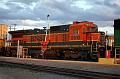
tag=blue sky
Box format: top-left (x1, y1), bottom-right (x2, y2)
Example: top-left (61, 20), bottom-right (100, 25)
top-left (0, 0), bottom-right (120, 35)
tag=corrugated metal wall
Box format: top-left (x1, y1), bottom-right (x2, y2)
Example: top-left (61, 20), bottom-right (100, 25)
top-left (114, 19), bottom-right (120, 47)
top-left (114, 29), bottom-right (120, 46)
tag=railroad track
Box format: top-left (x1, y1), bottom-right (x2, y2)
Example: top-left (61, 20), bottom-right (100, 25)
top-left (0, 61), bottom-right (120, 79)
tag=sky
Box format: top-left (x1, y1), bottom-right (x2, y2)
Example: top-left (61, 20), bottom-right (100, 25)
top-left (0, 0), bottom-right (120, 35)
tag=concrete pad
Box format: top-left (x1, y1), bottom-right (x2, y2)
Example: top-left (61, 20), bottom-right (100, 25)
top-left (0, 57), bottom-right (120, 75)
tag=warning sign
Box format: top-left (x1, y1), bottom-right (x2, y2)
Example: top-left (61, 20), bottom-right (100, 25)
top-left (41, 41), bottom-right (49, 51)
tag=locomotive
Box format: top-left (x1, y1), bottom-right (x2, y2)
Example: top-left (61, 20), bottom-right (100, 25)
top-left (1, 21), bottom-right (106, 61)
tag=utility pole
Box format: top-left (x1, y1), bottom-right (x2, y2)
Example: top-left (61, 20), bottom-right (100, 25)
top-left (9, 26), bottom-right (11, 31)
top-left (23, 20), bottom-right (25, 30)
top-left (9, 24), bottom-right (17, 31)
top-left (13, 24), bottom-right (17, 31)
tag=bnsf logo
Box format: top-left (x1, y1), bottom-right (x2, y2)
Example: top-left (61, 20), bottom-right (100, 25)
top-left (31, 35), bottom-right (45, 41)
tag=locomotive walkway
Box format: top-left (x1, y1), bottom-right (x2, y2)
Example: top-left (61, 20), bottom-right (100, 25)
top-left (0, 57), bottom-right (120, 78)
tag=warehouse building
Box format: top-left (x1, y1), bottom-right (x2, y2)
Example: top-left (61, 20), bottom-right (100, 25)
top-left (0, 24), bottom-right (8, 47)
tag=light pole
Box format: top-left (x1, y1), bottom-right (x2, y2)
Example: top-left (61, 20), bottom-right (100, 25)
top-left (105, 31), bottom-right (108, 58)
top-left (43, 27), bottom-right (47, 41)
top-left (17, 40), bottom-right (19, 58)
top-left (47, 14), bottom-right (50, 41)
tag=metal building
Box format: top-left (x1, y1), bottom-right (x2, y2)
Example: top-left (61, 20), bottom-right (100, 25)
top-left (0, 24), bottom-right (8, 47)
top-left (114, 19), bottom-right (120, 47)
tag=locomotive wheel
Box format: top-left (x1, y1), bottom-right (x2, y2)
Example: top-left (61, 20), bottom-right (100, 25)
top-left (64, 50), bottom-right (71, 59)
top-left (11, 50), bottom-right (17, 57)
top-left (5, 51), bottom-right (10, 57)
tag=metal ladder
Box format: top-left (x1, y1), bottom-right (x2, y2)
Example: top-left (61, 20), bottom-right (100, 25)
top-left (114, 48), bottom-right (120, 64)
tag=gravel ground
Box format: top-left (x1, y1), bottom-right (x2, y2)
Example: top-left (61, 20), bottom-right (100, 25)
top-left (0, 65), bottom-right (82, 79)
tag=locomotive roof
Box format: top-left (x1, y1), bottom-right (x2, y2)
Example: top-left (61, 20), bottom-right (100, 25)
top-left (50, 24), bottom-right (70, 33)
top-left (8, 21), bottom-right (97, 35)
top-left (9, 30), bottom-right (27, 34)
top-left (8, 29), bottom-right (48, 35)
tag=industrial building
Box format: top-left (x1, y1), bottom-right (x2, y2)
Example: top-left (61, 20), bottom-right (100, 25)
top-left (0, 24), bottom-right (8, 47)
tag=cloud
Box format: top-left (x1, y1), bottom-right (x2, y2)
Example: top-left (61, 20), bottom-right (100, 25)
top-left (72, 0), bottom-right (93, 10)
top-left (8, 0), bottom-right (38, 5)
top-left (0, 0), bottom-right (119, 35)
top-left (1, 0), bottom-right (120, 21)
top-left (98, 26), bottom-right (114, 35)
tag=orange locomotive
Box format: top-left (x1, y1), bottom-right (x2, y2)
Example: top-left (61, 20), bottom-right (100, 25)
top-left (6, 21), bottom-right (105, 61)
